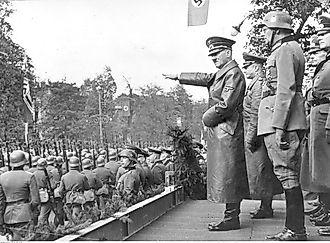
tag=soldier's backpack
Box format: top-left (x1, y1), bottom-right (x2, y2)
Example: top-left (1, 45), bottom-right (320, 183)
top-left (65, 185), bottom-right (86, 205)
top-left (39, 188), bottom-right (49, 203)
top-left (84, 189), bottom-right (95, 202)
top-left (95, 184), bottom-right (109, 196)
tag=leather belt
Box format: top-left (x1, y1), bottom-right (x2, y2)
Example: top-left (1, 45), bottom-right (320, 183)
top-left (309, 97), bottom-right (330, 107)
top-left (6, 199), bottom-right (28, 205)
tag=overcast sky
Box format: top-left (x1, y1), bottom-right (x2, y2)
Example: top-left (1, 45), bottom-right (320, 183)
top-left (9, 0), bottom-right (251, 100)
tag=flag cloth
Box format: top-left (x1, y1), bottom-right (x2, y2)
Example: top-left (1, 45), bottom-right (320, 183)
top-left (22, 77), bottom-right (35, 121)
top-left (188, 0), bottom-right (210, 26)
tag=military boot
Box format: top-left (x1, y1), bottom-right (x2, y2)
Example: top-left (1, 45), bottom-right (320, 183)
top-left (266, 186), bottom-right (307, 241)
top-left (208, 202), bottom-right (241, 231)
top-left (310, 193), bottom-right (330, 225)
top-left (250, 198), bottom-right (274, 219)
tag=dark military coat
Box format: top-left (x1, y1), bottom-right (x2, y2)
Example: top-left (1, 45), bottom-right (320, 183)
top-left (301, 53), bottom-right (330, 191)
top-left (243, 76), bottom-right (282, 199)
top-left (105, 161), bottom-right (121, 177)
top-left (116, 169), bottom-right (140, 195)
top-left (151, 162), bottom-right (166, 185)
top-left (179, 60), bottom-right (249, 203)
top-left (141, 163), bottom-right (153, 188)
top-left (81, 170), bottom-right (103, 190)
top-left (58, 170), bottom-right (90, 197)
top-left (93, 166), bottom-right (115, 185)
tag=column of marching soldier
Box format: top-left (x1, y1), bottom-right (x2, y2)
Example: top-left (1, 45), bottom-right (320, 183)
top-left (163, 7), bottom-right (330, 241)
top-left (0, 142), bottom-right (206, 241)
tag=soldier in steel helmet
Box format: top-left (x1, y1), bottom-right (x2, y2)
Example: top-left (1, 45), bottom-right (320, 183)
top-left (257, 7), bottom-right (307, 240)
top-left (93, 156), bottom-right (115, 199)
top-left (51, 156), bottom-right (65, 227)
top-left (27, 155), bottom-right (40, 173)
top-left (81, 158), bottom-right (102, 210)
top-left (163, 36), bottom-right (249, 231)
top-left (300, 14), bottom-right (330, 237)
top-left (242, 52), bottom-right (283, 219)
top-left (0, 150), bottom-right (40, 240)
top-left (116, 149), bottom-right (140, 196)
top-left (58, 156), bottom-right (90, 221)
top-left (33, 158), bottom-right (55, 226)
top-left (137, 149), bottom-right (153, 189)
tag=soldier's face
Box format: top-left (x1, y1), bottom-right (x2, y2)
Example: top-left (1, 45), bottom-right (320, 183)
top-left (120, 156), bottom-right (130, 166)
top-left (262, 26), bottom-right (273, 44)
top-left (243, 64), bottom-right (255, 79)
top-left (318, 32), bottom-right (330, 50)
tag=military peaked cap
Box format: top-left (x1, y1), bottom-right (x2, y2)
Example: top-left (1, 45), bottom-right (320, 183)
top-left (206, 36), bottom-right (235, 56)
top-left (242, 52), bottom-right (267, 69)
top-left (317, 13), bottom-right (330, 35)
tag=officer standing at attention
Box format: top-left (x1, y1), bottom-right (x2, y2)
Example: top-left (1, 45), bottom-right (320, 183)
top-left (163, 36), bottom-right (249, 231)
top-left (242, 52), bottom-right (283, 219)
top-left (0, 150), bottom-right (40, 240)
top-left (257, 7), bottom-right (307, 240)
top-left (300, 14), bottom-right (330, 236)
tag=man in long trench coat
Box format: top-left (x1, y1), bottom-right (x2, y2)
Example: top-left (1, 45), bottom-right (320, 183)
top-left (301, 14), bottom-right (330, 236)
top-left (163, 36), bottom-right (249, 231)
top-left (242, 52), bottom-right (283, 219)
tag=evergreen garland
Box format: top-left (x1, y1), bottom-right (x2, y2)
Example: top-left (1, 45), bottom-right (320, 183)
top-left (167, 126), bottom-right (206, 200)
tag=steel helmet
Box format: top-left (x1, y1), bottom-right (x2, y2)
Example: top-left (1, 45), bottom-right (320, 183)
top-left (84, 153), bottom-right (93, 160)
top-left (67, 151), bottom-right (74, 158)
top-left (10, 150), bottom-right (27, 168)
top-left (31, 156), bottom-right (41, 166)
top-left (96, 156), bottom-right (105, 166)
top-left (46, 155), bottom-right (56, 165)
top-left (261, 8), bottom-right (293, 31)
top-left (69, 156), bottom-right (80, 168)
top-left (55, 156), bottom-right (64, 164)
top-left (99, 149), bottom-right (106, 156)
top-left (37, 158), bottom-right (47, 168)
top-left (82, 158), bottom-right (92, 169)
top-left (119, 149), bottom-right (137, 162)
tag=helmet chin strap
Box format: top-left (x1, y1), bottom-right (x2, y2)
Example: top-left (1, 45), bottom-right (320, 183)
top-left (268, 29), bottom-right (276, 50)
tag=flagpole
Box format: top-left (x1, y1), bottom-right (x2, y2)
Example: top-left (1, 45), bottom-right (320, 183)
top-left (24, 122), bottom-right (28, 145)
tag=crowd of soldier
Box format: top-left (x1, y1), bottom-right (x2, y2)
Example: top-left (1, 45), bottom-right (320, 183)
top-left (0, 143), bottom-right (206, 240)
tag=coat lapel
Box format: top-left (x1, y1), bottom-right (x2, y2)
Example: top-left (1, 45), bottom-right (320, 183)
top-left (214, 60), bottom-right (239, 80)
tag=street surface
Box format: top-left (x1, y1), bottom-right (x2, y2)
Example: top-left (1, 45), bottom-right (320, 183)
top-left (128, 199), bottom-right (328, 241)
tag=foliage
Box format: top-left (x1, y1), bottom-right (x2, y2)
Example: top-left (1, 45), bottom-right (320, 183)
top-left (0, 0), bottom-right (35, 142)
top-left (38, 81), bottom-right (87, 140)
top-left (167, 126), bottom-right (206, 200)
top-left (245, 0), bottom-right (330, 55)
top-left (25, 184), bottom-right (165, 241)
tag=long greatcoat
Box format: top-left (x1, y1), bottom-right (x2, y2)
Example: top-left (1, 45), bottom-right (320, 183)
top-left (243, 76), bottom-right (283, 199)
top-left (179, 60), bottom-right (250, 203)
top-left (301, 54), bottom-right (330, 192)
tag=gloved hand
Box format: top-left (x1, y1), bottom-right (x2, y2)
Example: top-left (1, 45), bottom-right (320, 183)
top-left (275, 128), bottom-right (290, 150)
top-left (246, 136), bottom-right (262, 153)
top-left (0, 224), bottom-right (5, 235)
top-left (326, 129), bottom-right (330, 144)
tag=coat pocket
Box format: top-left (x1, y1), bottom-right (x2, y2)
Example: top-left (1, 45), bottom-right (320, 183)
top-left (318, 104), bottom-right (330, 130)
top-left (218, 111), bottom-right (239, 135)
